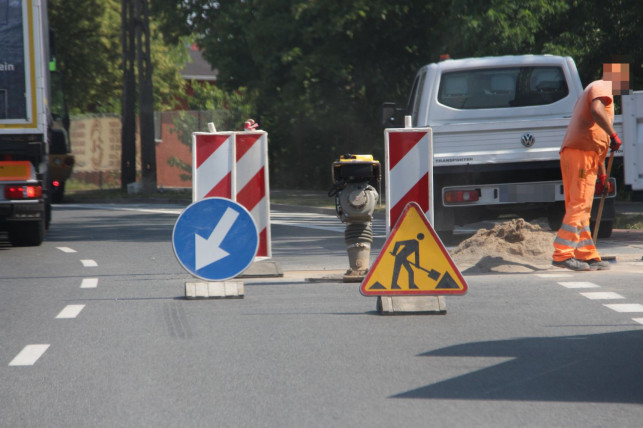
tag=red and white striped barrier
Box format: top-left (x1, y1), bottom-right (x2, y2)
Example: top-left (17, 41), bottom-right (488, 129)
top-left (235, 132), bottom-right (270, 258)
top-left (193, 132), bottom-right (235, 200)
top-left (385, 128), bottom-right (433, 234)
top-left (192, 131), bottom-right (272, 258)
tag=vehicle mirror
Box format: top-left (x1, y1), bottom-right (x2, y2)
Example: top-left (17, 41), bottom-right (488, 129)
top-left (381, 102), bottom-right (399, 127)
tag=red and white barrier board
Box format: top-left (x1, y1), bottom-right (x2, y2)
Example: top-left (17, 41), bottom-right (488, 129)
top-left (385, 128), bottom-right (433, 234)
top-left (192, 131), bottom-right (272, 258)
top-left (193, 132), bottom-right (235, 200)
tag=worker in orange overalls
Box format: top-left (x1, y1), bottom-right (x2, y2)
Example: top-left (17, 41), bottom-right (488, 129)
top-left (552, 63), bottom-right (629, 271)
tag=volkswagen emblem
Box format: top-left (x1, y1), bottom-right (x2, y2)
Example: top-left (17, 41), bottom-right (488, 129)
top-left (521, 133), bottom-right (535, 147)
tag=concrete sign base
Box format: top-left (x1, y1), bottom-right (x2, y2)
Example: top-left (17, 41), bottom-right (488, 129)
top-left (377, 296), bottom-right (446, 315)
top-left (239, 260), bottom-right (283, 278)
top-left (185, 281), bottom-right (245, 299)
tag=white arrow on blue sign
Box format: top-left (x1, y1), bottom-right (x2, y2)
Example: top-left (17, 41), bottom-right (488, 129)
top-left (172, 197), bottom-right (259, 281)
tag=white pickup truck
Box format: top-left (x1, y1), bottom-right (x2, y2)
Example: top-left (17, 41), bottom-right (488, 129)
top-left (383, 55), bottom-right (643, 239)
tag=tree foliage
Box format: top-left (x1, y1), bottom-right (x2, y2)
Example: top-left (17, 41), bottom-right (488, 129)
top-left (54, 0), bottom-right (643, 188)
top-left (154, 0), bottom-right (640, 188)
top-left (49, 0), bottom-right (186, 113)
top-left (48, 0), bottom-right (122, 113)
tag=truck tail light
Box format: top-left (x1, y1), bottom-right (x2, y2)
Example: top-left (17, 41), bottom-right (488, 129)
top-left (594, 179), bottom-right (617, 197)
top-left (5, 185), bottom-right (43, 199)
top-left (444, 189), bottom-right (480, 203)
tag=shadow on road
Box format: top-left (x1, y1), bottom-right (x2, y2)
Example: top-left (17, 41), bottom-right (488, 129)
top-left (393, 329), bottom-right (643, 404)
top-left (45, 207), bottom-right (176, 243)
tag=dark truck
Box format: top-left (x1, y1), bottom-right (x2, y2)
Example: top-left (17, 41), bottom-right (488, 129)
top-left (0, 0), bottom-right (52, 245)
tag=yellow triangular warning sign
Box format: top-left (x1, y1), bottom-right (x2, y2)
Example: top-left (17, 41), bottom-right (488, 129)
top-left (361, 202), bottom-right (467, 296)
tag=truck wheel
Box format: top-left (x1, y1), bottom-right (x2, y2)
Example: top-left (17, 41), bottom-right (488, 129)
top-left (8, 220), bottom-right (45, 247)
top-left (547, 204), bottom-right (565, 231)
top-left (51, 181), bottom-right (65, 203)
top-left (590, 220), bottom-right (613, 239)
top-left (45, 200), bottom-right (52, 230)
top-left (547, 214), bottom-right (563, 231)
top-left (437, 230), bottom-right (455, 245)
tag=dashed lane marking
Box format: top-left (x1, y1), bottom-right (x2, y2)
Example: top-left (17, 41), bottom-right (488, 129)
top-left (56, 247), bottom-right (77, 253)
top-left (551, 278), bottom-right (643, 327)
top-left (81, 259), bottom-right (98, 267)
top-left (536, 273), bottom-right (573, 278)
top-left (81, 278), bottom-right (98, 288)
top-left (557, 281), bottom-right (600, 289)
top-left (9, 344), bottom-right (50, 366)
top-left (603, 303), bottom-right (643, 313)
top-left (55, 304), bottom-right (85, 319)
top-left (580, 292), bottom-right (625, 300)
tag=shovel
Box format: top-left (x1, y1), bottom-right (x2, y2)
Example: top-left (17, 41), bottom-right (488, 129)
top-left (592, 148), bottom-right (616, 243)
top-left (389, 252), bottom-right (440, 280)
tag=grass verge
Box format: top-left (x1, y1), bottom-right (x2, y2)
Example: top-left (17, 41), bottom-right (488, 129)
top-left (614, 214), bottom-right (643, 230)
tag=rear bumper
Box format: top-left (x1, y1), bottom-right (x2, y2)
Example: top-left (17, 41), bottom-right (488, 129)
top-left (0, 200), bottom-right (45, 223)
top-left (442, 178), bottom-right (616, 206)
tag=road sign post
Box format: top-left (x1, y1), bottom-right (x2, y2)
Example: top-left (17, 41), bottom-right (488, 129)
top-left (173, 198), bottom-right (259, 298)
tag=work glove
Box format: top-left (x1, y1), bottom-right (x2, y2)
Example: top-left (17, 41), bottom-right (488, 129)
top-left (610, 132), bottom-right (622, 151)
top-left (244, 119), bottom-right (259, 131)
top-left (595, 174), bottom-right (607, 195)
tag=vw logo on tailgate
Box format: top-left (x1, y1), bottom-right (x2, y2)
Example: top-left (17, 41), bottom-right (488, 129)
top-left (521, 133), bottom-right (535, 147)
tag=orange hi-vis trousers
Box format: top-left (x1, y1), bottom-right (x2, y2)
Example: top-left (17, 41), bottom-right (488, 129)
top-left (552, 147), bottom-right (602, 262)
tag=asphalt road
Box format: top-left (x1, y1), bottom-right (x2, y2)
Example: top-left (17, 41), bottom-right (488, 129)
top-left (1, 203), bottom-right (642, 427)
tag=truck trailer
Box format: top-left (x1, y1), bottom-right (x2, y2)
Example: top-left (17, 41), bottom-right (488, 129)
top-left (0, 0), bottom-right (52, 246)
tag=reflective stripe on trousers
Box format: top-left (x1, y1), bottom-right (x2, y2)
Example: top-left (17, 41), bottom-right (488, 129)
top-left (552, 147), bottom-right (601, 262)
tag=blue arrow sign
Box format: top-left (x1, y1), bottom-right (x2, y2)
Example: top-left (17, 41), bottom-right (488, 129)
top-left (173, 198), bottom-right (258, 281)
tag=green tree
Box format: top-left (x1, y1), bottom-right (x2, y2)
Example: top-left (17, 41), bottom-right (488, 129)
top-left (167, 82), bottom-right (256, 181)
top-left (49, 0), bottom-right (122, 113)
top-left (444, 0), bottom-right (569, 56)
top-left (540, 0), bottom-right (643, 87)
top-left (162, 0), bottom-right (643, 188)
top-left (179, 0), bottom-right (457, 187)
top-left (49, 0), bottom-right (187, 113)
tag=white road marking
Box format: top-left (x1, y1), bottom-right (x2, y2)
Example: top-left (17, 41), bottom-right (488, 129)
top-left (56, 247), bottom-right (77, 253)
top-left (603, 303), bottom-right (643, 313)
top-left (633, 318), bottom-right (643, 325)
top-left (56, 304), bottom-right (85, 319)
top-left (81, 259), bottom-right (98, 267)
top-left (557, 281), bottom-right (600, 289)
top-left (62, 204), bottom-right (183, 215)
top-left (270, 218), bottom-right (344, 233)
top-left (81, 278), bottom-right (98, 288)
top-left (9, 344), bottom-right (50, 366)
top-left (580, 292), bottom-right (625, 300)
top-left (271, 211), bottom-right (387, 236)
top-left (113, 207), bottom-right (184, 215)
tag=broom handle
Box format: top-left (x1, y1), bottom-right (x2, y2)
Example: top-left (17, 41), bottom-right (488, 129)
top-left (592, 149), bottom-right (616, 243)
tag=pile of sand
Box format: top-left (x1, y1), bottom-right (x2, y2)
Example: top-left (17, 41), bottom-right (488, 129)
top-left (450, 218), bottom-right (556, 273)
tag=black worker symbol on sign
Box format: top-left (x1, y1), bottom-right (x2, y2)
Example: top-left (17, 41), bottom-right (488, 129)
top-left (390, 233), bottom-right (441, 289)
